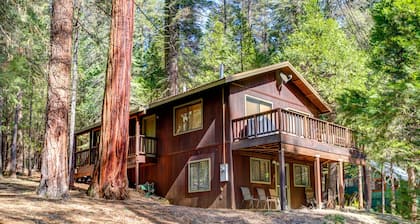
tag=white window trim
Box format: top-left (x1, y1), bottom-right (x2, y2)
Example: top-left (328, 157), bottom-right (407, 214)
top-left (293, 164), bottom-right (311, 187)
top-left (188, 158), bottom-right (211, 193)
top-left (244, 95), bottom-right (273, 116)
top-left (250, 157), bottom-right (271, 184)
top-left (173, 99), bottom-right (203, 136)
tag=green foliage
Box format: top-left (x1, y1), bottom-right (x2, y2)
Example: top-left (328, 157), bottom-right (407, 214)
top-left (280, 0), bottom-right (368, 105)
top-left (323, 214), bottom-right (346, 224)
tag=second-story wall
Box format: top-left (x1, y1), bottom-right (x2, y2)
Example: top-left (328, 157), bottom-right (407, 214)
top-left (229, 71), bottom-right (321, 120)
top-left (141, 86), bottom-right (232, 208)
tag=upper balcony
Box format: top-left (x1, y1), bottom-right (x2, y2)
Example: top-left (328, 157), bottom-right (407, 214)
top-left (231, 108), bottom-right (363, 162)
top-left (75, 135), bottom-right (157, 169)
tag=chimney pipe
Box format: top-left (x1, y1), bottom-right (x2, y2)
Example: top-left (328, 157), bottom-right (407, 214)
top-left (219, 63), bottom-right (224, 79)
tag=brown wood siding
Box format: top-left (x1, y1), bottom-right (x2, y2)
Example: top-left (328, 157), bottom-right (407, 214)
top-left (232, 151), bottom-right (315, 209)
top-left (229, 71), bottom-right (320, 120)
top-left (138, 87), bottom-right (230, 208)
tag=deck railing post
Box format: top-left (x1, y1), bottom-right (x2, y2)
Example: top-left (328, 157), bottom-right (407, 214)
top-left (253, 114), bottom-right (257, 137)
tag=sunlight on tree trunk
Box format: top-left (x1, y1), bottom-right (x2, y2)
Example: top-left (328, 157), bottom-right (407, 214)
top-left (38, 0), bottom-right (73, 199)
top-left (88, 0), bottom-right (134, 200)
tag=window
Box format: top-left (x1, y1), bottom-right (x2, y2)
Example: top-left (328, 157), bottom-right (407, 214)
top-left (245, 95), bottom-right (273, 115)
top-left (174, 100), bottom-right (203, 135)
top-left (76, 133), bottom-right (90, 152)
top-left (188, 158), bottom-right (211, 193)
top-left (294, 164), bottom-right (310, 187)
top-left (250, 158), bottom-right (271, 184)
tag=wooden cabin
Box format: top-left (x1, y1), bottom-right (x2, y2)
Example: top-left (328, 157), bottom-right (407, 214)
top-left (74, 62), bottom-right (366, 209)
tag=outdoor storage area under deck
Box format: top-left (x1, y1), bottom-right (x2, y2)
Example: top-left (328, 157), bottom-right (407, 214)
top-left (231, 108), bottom-right (365, 210)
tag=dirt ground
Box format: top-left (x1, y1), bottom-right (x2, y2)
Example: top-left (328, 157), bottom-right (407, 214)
top-left (0, 174), bottom-right (410, 224)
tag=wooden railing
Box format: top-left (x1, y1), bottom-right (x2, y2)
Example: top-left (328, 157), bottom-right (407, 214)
top-left (128, 135), bottom-right (157, 157)
top-left (75, 135), bottom-right (157, 168)
top-left (76, 149), bottom-right (90, 167)
top-left (232, 108), bottom-right (357, 148)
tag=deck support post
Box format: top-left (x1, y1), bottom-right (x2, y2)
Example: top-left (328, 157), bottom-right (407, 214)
top-left (279, 145), bottom-right (286, 210)
top-left (338, 160), bottom-right (345, 209)
top-left (314, 155), bottom-right (322, 209)
top-left (358, 165), bottom-right (364, 209)
top-left (135, 116), bottom-right (140, 189)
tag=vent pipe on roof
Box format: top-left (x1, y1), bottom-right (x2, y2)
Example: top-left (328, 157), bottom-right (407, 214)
top-left (219, 63), bottom-right (224, 79)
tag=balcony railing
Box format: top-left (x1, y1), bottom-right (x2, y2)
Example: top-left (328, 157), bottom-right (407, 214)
top-left (75, 135), bottom-right (157, 168)
top-left (128, 135), bottom-right (157, 157)
top-left (232, 108), bottom-right (357, 148)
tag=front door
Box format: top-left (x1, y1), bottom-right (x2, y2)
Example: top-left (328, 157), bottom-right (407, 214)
top-left (275, 163), bottom-right (291, 209)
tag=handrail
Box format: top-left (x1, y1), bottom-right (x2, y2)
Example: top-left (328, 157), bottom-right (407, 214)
top-left (232, 108), bottom-right (357, 149)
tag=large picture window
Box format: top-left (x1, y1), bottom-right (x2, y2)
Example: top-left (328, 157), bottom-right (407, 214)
top-left (294, 164), bottom-right (310, 187)
top-left (250, 158), bottom-right (271, 184)
top-left (188, 158), bottom-right (211, 193)
top-left (174, 100), bottom-right (203, 135)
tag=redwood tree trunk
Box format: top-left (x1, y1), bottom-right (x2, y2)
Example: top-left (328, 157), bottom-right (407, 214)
top-left (37, 0), bottom-right (73, 199)
top-left (164, 0), bottom-right (179, 96)
top-left (88, 0), bottom-right (134, 200)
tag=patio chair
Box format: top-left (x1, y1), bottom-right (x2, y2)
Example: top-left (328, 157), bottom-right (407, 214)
top-left (240, 187), bottom-right (258, 209)
top-left (305, 187), bottom-right (316, 208)
top-left (256, 188), bottom-right (277, 210)
top-left (268, 188), bottom-right (280, 209)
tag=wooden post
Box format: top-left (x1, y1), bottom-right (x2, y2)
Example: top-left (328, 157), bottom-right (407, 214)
top-left (314, 155), bottom-right (322, 209)
top-left (135, 117), bottom-right (140, 189)
top-left (338, 160), bottom-right (345, 208)
top-left (358, 165), bottom-right (364, 209)
top-left (279, 146), bottom-right (286, 210)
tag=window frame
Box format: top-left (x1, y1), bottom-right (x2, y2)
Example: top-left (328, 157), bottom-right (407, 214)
top-left (244, 95), bottom-right (273, 116)
top-left (188, 158), bottom-right (211, 193)
top-left (173, 99), bottom-right (203, 136)
top-left (293, 164), bottom-right (311, 187)
top-left (250, 157), bottom-right (272, 184)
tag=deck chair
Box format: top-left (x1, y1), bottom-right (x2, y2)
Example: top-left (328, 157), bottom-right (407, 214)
top-left (240, 187), bottom-right (258, 209)
top-left (256, 188), bottom-right (277, 210)
top-left (305, 187), bottom-right (316, 208)
top-left (268, 188), bottom-right (280, 209)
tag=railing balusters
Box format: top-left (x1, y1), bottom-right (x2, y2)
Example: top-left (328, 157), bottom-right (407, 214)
top-left (231, 108), bottom-right (356, 150)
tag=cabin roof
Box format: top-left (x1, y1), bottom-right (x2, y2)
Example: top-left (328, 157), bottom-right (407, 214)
top-left (148, 61), bottom-right (331, 113)
top-left (76, 62), bottom-right (331, 134)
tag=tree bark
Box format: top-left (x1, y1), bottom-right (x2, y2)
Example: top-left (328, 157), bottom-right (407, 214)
top-left (38, 0), bottom-right (73, 199)
top-left (327, 162), bottom-right (337, 208)
top-left (364, 163), bottom-right (372, 210)
top-left (28, 81), bottom-right (33, 176)
top-left (16, 92), bottom-right (23, 174)
top-left (88, 0), bottom-right (134, 200)
top-left (390, 162), bottom-right (396, 214)
top-left (68, 0), bottom-right (81, 188)
top-left (9, 90), bottom-right (22, 178)
top-left (164, 0), bottom-right (179, 96)
top-left (407, 166), bottom-right (417, 222)
top-left (0, 95), bottom-right (3, 177)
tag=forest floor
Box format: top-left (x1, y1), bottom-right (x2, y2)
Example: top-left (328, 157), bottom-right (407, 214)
top-left (0, 174), bottom-right (410, 224)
